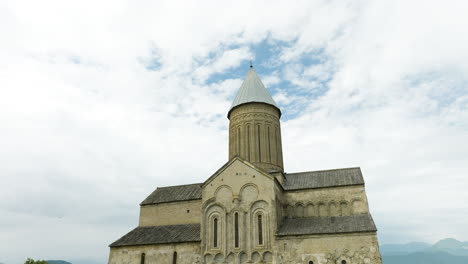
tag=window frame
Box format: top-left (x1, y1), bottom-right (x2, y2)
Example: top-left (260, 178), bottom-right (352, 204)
top-left (213, 217), bottom-right (219, 248)
top-left (257, 214), bottom-right (263, 245)
top-left (234, 212), bottom-right (240, 248)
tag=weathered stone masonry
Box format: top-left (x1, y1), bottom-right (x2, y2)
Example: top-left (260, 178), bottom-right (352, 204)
top-left (108, 67), bottom-right (382, 264)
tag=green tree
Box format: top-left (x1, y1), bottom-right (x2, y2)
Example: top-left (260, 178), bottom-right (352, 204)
top-left (24, 258), bottom-right (48, 264)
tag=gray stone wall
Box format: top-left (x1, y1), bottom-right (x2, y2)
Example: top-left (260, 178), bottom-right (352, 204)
top-left (229, 103), bottom-right (284, 172)
top-left (111, 160), bottom-right (381, 264)
top-left (276, 233), bottom-right (381, 264)
top-left (282, 186), bottom-right (370, 218)
top-left (139, 200), bottom-right (202, 226)
top-left (201, 159), bottom-right (279, 262)
top-left (109, 242), bottom-right (201, 264)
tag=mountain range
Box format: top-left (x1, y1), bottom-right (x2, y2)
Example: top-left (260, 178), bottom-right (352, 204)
top-left (381, 238), bottom-right (468, 264)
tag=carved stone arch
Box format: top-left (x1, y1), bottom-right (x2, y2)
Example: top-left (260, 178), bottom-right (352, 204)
top-left (204, 203), bottom-right (225, 215)
top-left (240, 183), bottom-right (259, 204)
top-left (318, 202), bottom-right (327, 217)
top-left (226, 252), bottom-right (235, 263)
top-left (263, 251), bottom-right (273, 262)
top-left (250, 199), bottom-right (269, 211)
top-left (306, 203), bottom-right (316, 217)
top-left (214, 185), bottom-right (234, 205)
top-left (251, 252), bottom-right (262, 262)
top-left (204, 253), bottom-right (213, 263)
top-left (329, 201), bottom-right (339, 216)
top-left (339, 200), bottom-right (350, 216)
top-left (351, 198), bottom-right (365, 214)
top-left (205, 204), bottom-right (225, 251)
top-left (251, 203), bottom-right (268, 248)
top-left (239, 251), bottom-right (248, 264)
top-left (202, 197), bottom-right (216, 210)
top-left (295, 202), bottom-right (305, 218)
top-left (214, 253), bottom-right (224, 263)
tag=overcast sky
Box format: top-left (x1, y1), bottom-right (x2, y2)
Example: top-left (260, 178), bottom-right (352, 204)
top-left (1, 0), bottom-right (468, 263)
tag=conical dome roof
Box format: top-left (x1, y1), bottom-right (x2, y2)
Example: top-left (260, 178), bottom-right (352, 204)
top-left (229, 67), bottom-right (280, 117)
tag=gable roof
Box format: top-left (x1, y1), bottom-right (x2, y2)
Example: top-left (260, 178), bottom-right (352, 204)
top-left (228, 67), bottom-right (280, 117)
top-left (277, 214), bottom-right (377, 236)
top-left (202, 156), bottom-right (274, 188)
top-left (109, 224), bottom-right (200, 247)
top-left (282, 167), bottom-right (364, 191)
top-left (140, 183), bottom-right (202, 206)
top-left (139, 167), bottom-right (364, 205)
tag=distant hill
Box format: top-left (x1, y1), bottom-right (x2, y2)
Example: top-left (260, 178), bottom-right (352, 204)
top-left (67, 259), bottom-right (102, 264)
top-left (380, 241), bottom-right (431, 255)
top-left (382, 251), bottom-right (468, 264)
top-left (429, 238), bottom-right (468, 256)
top-left (46, 260), bottom-right (72, 264)
top-left (44, 259), bottom-right (100, 264)
top-left (381, 238), bottom-right (468, 264)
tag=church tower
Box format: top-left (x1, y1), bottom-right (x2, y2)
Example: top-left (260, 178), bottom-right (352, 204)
top-left (109, 64), bottom-right (382, 264)
top-left (228, 66), bottom-right (284, 172)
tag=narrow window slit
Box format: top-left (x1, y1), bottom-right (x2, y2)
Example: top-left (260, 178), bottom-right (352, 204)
top-left (213, 218), bottom-right (218, 248)
top-left (247, 125), bottom-right (251, 160)
top-left (237, 127), bottom-right (241, 155)
top-left (234, 212), bottom-right (239, 248)
top-left (258, 214), bottom-right (263, 245)
top-left (257, 125), bottom-right (261, 161)
top-left (267, 126), bottom-right (271, 162)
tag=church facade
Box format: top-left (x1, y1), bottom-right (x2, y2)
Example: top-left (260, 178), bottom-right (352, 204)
top-left (108, 67), bottom-right (382, 264)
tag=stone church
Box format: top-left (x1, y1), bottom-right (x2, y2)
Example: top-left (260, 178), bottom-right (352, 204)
top-left (108, 67), bottom-right (382, 264)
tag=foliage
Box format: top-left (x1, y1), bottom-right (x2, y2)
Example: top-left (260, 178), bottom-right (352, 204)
top-left (24, 258), bottom-right (48, 264)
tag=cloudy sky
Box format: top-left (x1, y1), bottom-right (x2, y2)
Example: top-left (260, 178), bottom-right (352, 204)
top-left (1, 0), bottom-right (468, 263)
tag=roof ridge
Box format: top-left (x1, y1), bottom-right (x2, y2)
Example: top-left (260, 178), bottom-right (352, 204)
top-left (286, 167), bottom-right (361, 175)
top-left (157, 182), bottom-right (203, 189)
top-left (140, 223), bottom-right (200, 228)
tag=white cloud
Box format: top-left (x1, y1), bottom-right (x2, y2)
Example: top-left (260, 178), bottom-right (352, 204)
top-left (1, 0), bottom-right (468, 263)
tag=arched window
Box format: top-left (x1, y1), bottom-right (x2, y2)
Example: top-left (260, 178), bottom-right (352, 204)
top-left (341, 260), bottom-right (347, 264)
top-left (237, 127), bottom-right (241, 155)
top-left (140, 253), bottom-right (145, 264)
top-left (247, 125), bottom-right (251, 160)
top-left (258, 214), bottom-right (263, 245)
top-left (309, 261), bottom-right (314, 264)
top-left (173, 252), bottom-right (177, 264)
top-left (267, 126), bottom-right (271, 162)
top-left (257, 125), bottom-right (261, 161)
top-left (234, 212), bottom-right (239, 248)
top-left (213, 218), bottom-right (218, 248)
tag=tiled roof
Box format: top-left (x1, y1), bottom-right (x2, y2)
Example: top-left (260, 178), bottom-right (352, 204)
top-left (140, 183), bottom-right (202, 206)
top-left (139, 168), bottom-right (364, 205)
top-left (277, 214), bottom-right (377, 236)
top-left (109, 224), bottom-right (201, 247)
top-left (282, 167), bottom-right (364, 191)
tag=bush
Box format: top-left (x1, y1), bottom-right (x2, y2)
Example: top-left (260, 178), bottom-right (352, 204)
top-left (24, 258), bottom-right (48, 264)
